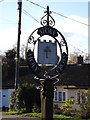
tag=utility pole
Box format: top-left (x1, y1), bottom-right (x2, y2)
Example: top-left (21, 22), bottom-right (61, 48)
top-left (15, 0), bottom-right (22, 89)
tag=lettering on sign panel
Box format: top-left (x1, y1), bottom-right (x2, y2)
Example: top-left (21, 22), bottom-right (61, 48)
top-left (27, 50), bottom-right (38, 72)
top-left (55, 53), bottom-right (67, 74)
top-left (37, 26), bottom-right (58, 37)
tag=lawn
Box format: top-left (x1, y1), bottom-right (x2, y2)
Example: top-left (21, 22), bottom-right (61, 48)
top-left (2, 112), bottom-right (90, 120)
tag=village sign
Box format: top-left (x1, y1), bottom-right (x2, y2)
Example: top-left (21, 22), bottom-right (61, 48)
top-left (26, 6), bottom-right (68, 120)
top-left (27, 17), bottom-right (68, 80)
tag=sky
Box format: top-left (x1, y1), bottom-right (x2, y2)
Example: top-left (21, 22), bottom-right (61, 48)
top-left (0, 0), bottom-right (89, 57)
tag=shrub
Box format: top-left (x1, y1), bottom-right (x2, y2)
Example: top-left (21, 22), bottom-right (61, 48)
top-left (79, 102), bottom-right (90, 119)
top-left (9, 83), bottom-right (41, 113)
top-left (14, 87), bottom-right (26, 113)
top-left (9, 90), bottom-right (16, 111)
top-left (32, 104), bottom-right (40, 113)
top-left (60, 99), bottom-right (75, 116)
top-left (53, 104), bottom-right (62, 114)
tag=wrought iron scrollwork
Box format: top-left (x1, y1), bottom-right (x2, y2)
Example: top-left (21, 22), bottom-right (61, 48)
top-left (28, 35), bottom-right (34, 44)
top-left (28, 35), bottom-right (37, 45)
top-left (40, 6), bottom-right (55, 27)
top-left (60, 39), bottom-right (66, 46)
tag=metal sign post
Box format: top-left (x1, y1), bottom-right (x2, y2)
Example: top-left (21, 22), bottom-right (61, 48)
top-left (26, 6), bottom-right (68, 120)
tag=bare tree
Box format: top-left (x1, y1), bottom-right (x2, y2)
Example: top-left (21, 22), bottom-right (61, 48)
top-left (68, 52), bottom-right (79, 64)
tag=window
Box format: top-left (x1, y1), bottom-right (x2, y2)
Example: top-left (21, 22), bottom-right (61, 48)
top-left (77, 92), bottom-right (87, 104)
top-left (58, 92), bottom-right (62, 101)
top-left (55, 91), bottom-right (58, 101)
top-left (58, 92), bottom-right (66, 102)
top-left (54, 91), bottom-right (66, 102)
top-left (63, 92), bottom-right (66, 101)
top-left (3, 95), bottom-right (6, 97)
top-left (77, 92), bottom-right (80, 104)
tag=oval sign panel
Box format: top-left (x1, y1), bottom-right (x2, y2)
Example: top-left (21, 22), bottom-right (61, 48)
top-left (26, 26), bottom-right (68, 79)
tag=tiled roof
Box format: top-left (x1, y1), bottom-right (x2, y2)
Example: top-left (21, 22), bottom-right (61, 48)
top-left (56, 63), bottom-right (90, 88)
top-left (2, 64), bottom-right (90, 89)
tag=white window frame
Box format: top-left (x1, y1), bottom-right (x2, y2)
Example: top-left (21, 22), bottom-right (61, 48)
top-left (54, 91), bottom-right (66, 102)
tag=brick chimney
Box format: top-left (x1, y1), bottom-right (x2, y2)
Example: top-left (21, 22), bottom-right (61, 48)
top-left (77, 55), bottom-right (83, 64)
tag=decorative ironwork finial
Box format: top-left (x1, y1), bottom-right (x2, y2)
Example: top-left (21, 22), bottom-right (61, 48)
top-left (40, 6), bottom-right (55, 27)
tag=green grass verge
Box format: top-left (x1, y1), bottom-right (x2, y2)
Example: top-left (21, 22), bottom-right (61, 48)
top-left (53, 114), bottom-right (72, 120)
top-left (2, 112), bottom-right (72, 119)
top-left (21, 113), bottom-right (41, 118)
top-left (2, 112), bottom-right (90, 120)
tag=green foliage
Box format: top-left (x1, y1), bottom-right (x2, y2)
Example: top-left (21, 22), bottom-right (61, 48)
top-left (21, 112), bottom-right (41, 118)
top-left (53, 114), bottom-right (72, 120)
top-left (9, 83), bottom-right (41, 113)
top-left (9, 88), bottom-right (26, 113)
top-left (14, 87), bottom-right (26, 113)
top-left (53, 104), bottom-right (62, 114)
top-left (60, 99), bottom-right (75, 116)
top-left (75, 90), bottom-right (90, 119)
top-left (79, 101), bottom-right (90, 119)
top-left (3, 112), bottom-right (72, 120)
top-left (4, 112), bottom-right (88, 120)
top-left (32, 104), bottom-right (40, 113)
top-left (2, 48), bottom-right (16, 86)
top-left (9, 91), bottom-right (16, 111)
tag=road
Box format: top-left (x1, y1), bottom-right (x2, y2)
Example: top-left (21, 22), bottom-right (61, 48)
top-left (1, 115), bottom-right (40, 120)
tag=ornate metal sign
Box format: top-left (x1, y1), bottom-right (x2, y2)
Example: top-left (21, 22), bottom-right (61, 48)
top-left (26, 6), bottom-right (68, 80)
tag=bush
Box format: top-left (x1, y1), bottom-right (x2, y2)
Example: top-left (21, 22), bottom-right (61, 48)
top-left (9, 83), bottom-right (41, 113)
top-left (32, 104), bottom-right (40, 113)
top-left (14, 87), bottom-right (26, 113)
top-left (9, 90), bottom-right (16, 111)
top-left (53, 104), bottom-right (61, 114)
top-left (79, 102), bottom-right (90, 119)
top-left (60, 99), bottom-right (75, 116)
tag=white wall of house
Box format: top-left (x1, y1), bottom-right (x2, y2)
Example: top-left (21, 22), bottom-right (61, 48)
top-left (0, 86), bottom-right (88, 110)
top-left (0, 89), bottom-right (14, 108)
top-left (53, 86), bottom-right (88, 110)
top-left (53, 86), bottom-right (67, 108)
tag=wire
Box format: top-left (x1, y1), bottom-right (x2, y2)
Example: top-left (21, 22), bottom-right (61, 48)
top-left (23, 9), bottom-right (39, 23)
top-left (26, 0), bottom-right (89, 26)
top-left (52, 11), bottom-right (88, 26)
top-left (25, 0), bottom-right (88, 55)
top-left (26, 0), bottom-right (46, 9)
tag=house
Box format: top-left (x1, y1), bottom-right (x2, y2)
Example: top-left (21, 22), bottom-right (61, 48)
top-left (53, 56), bottom-right (89, 110)
top-left (1, 55), bottom-right (89, 110)
top-left (0, 88), bottom-right (14, 109)
top-left (1, 65), bottom-right (38, 109)
top-left (0, 55), bottom-right (14, 109)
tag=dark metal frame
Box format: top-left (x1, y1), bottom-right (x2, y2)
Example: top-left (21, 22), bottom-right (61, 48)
top-left (26, 26), bottom-right (68, 79)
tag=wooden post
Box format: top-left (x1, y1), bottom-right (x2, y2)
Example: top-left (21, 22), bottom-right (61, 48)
top-left (41, 79), bottom-right (54, 120)
top-left (41, 87), bottom-right (46, 120)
